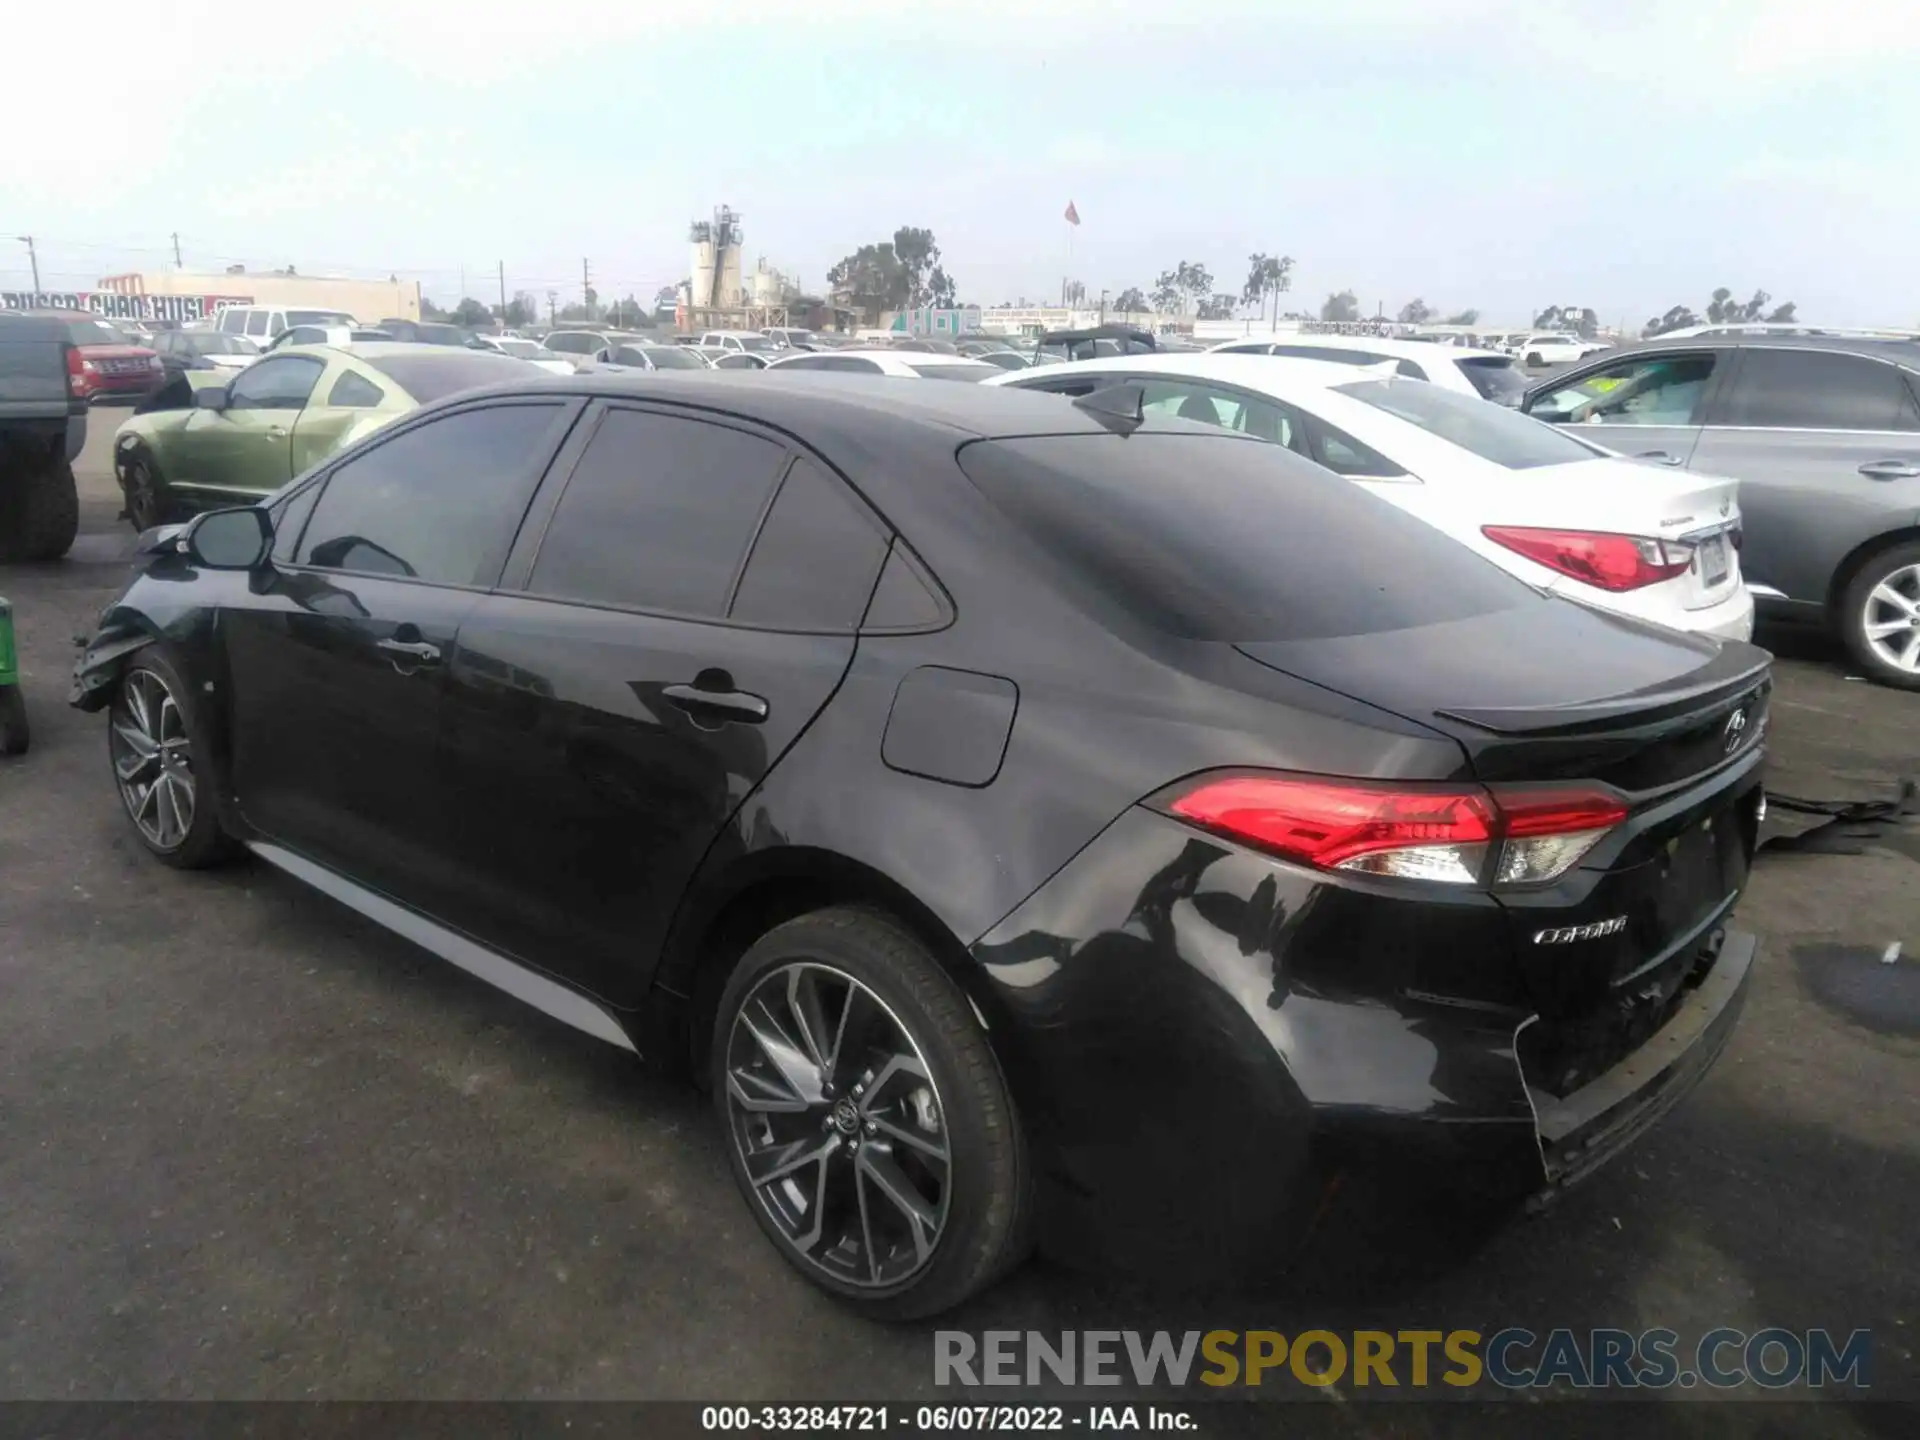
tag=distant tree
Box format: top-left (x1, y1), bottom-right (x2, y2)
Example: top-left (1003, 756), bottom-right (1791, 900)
top-left (1151, 270), bottom-right (1183, 314)
top-left (1397, 297), bottom-right (1434, 325)
top-left (891, 226), bottom-right (949, 308)
top-left (493, 295), bottom-right (534, 328)
top-left (1320, 290), bottom-right (1362, 323)
top-left (450, 297), bottom-right (491, 328)
top-left (1064, 279), bottom-right (1087, 306)
top-left (420, 297), bottom-right (450, 321)
top-left (1766, 301), bottom-right (1797, 323)
top-left (1241, 254), bottom-right (1295, 326)
top-left (1533, 304), bottom-right (1600, 339)
top-left (1442, 309), bottom-right (1480, 325)
top-left (1180, 262), bottom-right (1213, 312)
top-left (929, 266), bottom-right (957, 309)
top-left (1197, 293), bottom-right (1238, 320)
top-left (828, 241), bottom-right (907, 322)
top-left (1643, 305), bottom-right (1701, 337)
top-left (1114, 286), bottom-right (1149, 314)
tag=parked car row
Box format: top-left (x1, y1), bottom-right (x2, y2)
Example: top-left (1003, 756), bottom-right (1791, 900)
top-left (74, 364), bottom-right (1772, 1320)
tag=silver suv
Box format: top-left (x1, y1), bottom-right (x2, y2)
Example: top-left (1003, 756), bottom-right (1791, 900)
top-left (1523, 336), bottom-right (1920, 689)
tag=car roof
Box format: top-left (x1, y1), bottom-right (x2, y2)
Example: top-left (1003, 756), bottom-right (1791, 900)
top-left (1213, 334), bottom-right (1508, 362)
top-left (990, 352), bottom-right (1384, 391)
top-left (1567, 333), bottom-right (1920, 366)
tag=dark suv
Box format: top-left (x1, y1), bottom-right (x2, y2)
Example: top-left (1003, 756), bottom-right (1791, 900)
top-left (1523, 335), bottom-right (1920, 688)
top-left (73, 373), bottom-right (1768, 1317)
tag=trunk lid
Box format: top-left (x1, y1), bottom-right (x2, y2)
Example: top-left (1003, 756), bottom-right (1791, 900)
top-left (1237, 597), bottom-right (1771, 1034)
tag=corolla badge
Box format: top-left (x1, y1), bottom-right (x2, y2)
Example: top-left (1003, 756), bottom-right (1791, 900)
top-left (1533, 916), bottom-right (1629, 945)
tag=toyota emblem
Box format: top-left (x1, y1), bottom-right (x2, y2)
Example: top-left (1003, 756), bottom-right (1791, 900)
top-left (1723, 708), bottom-right (1748, 754)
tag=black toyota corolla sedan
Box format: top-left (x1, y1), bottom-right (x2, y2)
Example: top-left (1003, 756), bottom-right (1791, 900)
top-left (71, 372), bottom-right (1770, 1318)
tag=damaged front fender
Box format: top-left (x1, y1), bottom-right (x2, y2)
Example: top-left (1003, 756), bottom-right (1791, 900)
top-left (69, 623), bottom-right (157, 712)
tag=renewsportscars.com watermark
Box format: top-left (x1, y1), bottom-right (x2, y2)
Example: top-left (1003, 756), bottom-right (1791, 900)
top-left (934, 1328), bottom-right (1873, 1391)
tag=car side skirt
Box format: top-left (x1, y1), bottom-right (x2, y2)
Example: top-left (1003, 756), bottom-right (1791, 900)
top-left (247, 841), bottom-right (638, 1054)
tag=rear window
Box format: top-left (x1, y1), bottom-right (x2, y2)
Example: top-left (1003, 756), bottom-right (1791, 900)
top-left (1334, 378), bottom-right (1602, 469)
top-left (288, 310), bottom-right (354, 327)
top-left (1456, 356), bottom-right (1529, 403)
top-left (955, 432), bottom-right (1532, 642)
top-left (643, 345), bottom-right (707, 369)
top-left (361, 350), bottom-right (540, 402)
top-left (904, 362), bottom-right (992, 383)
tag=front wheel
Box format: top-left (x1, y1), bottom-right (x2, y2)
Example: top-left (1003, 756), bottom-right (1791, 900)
top-left (1839, 541), bottom-right (1920, 690)
top-left (712, 907), bottom-right (1029, 1320)
top-left (118, 447), bottom-right (177, 533)
top-left (107, 649), bottom-right (237, 867)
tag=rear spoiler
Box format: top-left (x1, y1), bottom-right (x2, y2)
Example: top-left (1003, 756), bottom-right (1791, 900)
top-left (1435, 642), bottom-right (1772, 737)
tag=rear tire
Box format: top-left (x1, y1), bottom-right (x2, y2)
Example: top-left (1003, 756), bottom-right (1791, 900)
top-left (711, 906), bottom-right (1030, 1320)
top-left (0, 449), bottom-right (80, 563)
top-left (107, 648), bottom-right (238, 868)
top-left (1838, 539), bottom-right (1920, 690)
top-left (118, 446), bottom-right (178, 533)
top-left (1525, 351), bottom-right (1545, 368)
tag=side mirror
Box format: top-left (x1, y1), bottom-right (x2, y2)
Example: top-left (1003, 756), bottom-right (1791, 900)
top-left (194, 384), bottom-right (230, 412)
top-left (185, 507), bottom-right (272, 569)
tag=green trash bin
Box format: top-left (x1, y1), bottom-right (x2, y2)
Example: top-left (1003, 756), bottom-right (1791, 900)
top-left (0, 596), bottom-right (27, 756)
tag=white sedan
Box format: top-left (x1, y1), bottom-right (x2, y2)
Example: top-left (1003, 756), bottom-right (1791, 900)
top-left (1208, 334), bottom-right (1530, 406)
top-left (472, 335), bottom-right (576, 375)
top-left (1517, 333), bottom-right (1610, 367)
top-left (987, 354), bottom-right (1753, 641)
top-left (764, 349), bottom-right (999, 381)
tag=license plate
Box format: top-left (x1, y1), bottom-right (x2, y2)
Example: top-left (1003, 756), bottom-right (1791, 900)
top-left (1697, 535), bottom-right (1729, 586)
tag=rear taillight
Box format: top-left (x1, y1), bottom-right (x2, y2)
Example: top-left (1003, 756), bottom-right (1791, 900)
top-left (66, 346), bottom-right (88, 396)
top-left (1164, 774), bottom-right (1627, 886)
top-left (1483, 525), bottom-right (1693, 592)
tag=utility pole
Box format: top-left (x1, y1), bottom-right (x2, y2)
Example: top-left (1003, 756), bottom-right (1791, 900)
top-left (582, 258), bottom-right (592, 318)
top-left (15, 235), bottom-right (39, 293)
top-left (497, 260), bottom-right (507, 322)
top-left (171, 232), bottom-right (182, 267)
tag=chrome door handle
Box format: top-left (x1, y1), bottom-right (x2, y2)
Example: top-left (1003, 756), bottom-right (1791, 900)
top-left (377, 638), bottom-right (441, 664)
top-left (662, 682), bottom-right (769, 724)
top-left (1858, 459), bottom-right (1920, 480)
top-left (1635, 450), bottom-right (1684, 466)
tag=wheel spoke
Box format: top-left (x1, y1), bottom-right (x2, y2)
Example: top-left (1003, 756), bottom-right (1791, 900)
top-left (868, 1113), bottom-right (949, 1166)
top-left (746, 1134), bottom-right (838, 1188)
top-left (133, 778), bottom-right (162, 830)
top-left (169, 769), bottom-right (196, 829)
top-left (787, 967), bottom-right (836, 1074)
top-left (1869, 581), bottom-right (1920, 618)
top-left (1899, 632), bottom-right (1920, 671)
top-left (1865, 618), bottom-right (1914, 639)
top-left (825, 983), bottom-right (880, 1093)
top-left (739, 997), bottom-right (825, 1106)
top-left (856, 1051), bottom-right (930, 1114)
top-left (158, 775), bottom-right (186, 845)
top-left (790, 1138), bottom-right (836, 1256)
top-left (857, 1147), bottom-right (939, 1262)
top-left (727, 1067), bottom-right (811, 1115)
top-left (112, 719), bottom-right (158, 760)
top-left (854, 1161), bottom-right (882, 1284)
top-left (115, 746), bottom-right (158, 783)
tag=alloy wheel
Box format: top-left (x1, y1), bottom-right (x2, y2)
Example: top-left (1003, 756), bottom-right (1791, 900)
top-left (1861, 563), bottom-right (1920, 674)
top-left (724, 962), bottom-right (951, 1288)
top-left (110, 669), bottom-right (197, 850)
top-left (123, 458), bottom-right (160, 530)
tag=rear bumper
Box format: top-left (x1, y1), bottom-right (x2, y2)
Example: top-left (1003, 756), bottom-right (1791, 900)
top-left (1528, 928), bottom-right (1755, 1200)
top-left (968, 806), bottom-right (1755, 1283)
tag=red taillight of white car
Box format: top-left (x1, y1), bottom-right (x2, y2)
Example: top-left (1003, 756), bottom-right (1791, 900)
top-left (1482, 525), bottom-right (1694, 592)
top-left (1165, 774), bottom-right (1628, 886)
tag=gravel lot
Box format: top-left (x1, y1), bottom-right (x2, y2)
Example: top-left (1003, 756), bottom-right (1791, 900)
top-left (1, 417), bottom-right (1914, 1428)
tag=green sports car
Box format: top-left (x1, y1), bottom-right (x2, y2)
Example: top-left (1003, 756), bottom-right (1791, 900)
top-left (111, 342), bottom-right (541, 530)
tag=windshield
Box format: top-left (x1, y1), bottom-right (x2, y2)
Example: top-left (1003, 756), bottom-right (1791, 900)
top-left (287, 310), bottom-right (355, 327)
top-left (732, 335), bottom-right (773, 353)
top-left (493, 338), bottom-right (540, 356)
top-left (642, 346), bottom-right (707, 369)
top-left (68, 319), bottom-right (131, 347)
top-left (904, 361), bottom-right (993, 382)
top-left (187, 333), bottom-right (261, 355)
top-left (1335, 377), bottom-right (1603, 469)
top-left (1455, 356), bottom-right (1529, 404)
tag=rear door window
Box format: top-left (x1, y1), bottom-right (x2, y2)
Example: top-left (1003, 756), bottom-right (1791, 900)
top-left (1136, 378), bottom-right (1302, 447)
top-left (1335, 378), bottom-right (1604, 469)
top-left (228, 356), bottom-right (325, 410)
top-left (525, 407), bottom-right (789, 618)
top-left (1456, 356), bottom-right (1529, 403)
top-left (956, 432), bottom-right (1527, 641)
top-left (729, 457), bottom-right (891, 630)
top-left (297, 402), bottom-right (567, 585)
top-left (1717, 349), bottom-right (1919, 431)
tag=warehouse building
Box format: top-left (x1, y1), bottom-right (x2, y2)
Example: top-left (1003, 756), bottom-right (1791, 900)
top-left (97, 269), bottom-right (422, 324)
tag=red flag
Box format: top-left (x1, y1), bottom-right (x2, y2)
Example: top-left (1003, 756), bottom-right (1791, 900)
top-left (1064, 201), bottom-right (1081, 226)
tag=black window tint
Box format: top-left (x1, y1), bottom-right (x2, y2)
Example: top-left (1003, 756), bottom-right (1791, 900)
top-left (1022, 376), bottom-right (1102, 397)
top-left (1527, 354), bottom-right (1716, 426)
top-left (528, 408), bottom-right (787, 617)
top-left (1457, 356), bottom-right (1529, 402)
top-left (862, 543), bottom-right (948, 630)
top-left (1307, 420), bottom-right (1407, 478)
top-left (270, 481), bottom-right (323, 562)
top-left (1394, 359), bottom-right (1427, 379)
top-left (327, 370), bottom-right (385, 408)
top-left (1335, 378), bottom-right (1601, 469)
top-left (730, 458), bottom-right (890, 630)
top-left (298, 403), bottom-right (563, 586)
top-left (1721, 350), bottom-right (1917, 430)
top-left (957, 433), bottom-right (1528, 642)
top-left (228, 356), bottom-right (323, 410)
top-left (1271, 345), bottom-right (1379, 366)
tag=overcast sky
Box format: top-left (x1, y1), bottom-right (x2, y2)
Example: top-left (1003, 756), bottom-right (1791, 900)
top-left (4, 0), bottom-right (1915, 327)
